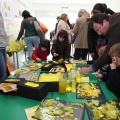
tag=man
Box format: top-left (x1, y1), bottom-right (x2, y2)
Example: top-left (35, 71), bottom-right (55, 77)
top-left (55, 16), bottom-right (61, 34)
top-left (80, 13), bottom-right (120, 75)
top-left (0, 12), bottom-right (9, 81)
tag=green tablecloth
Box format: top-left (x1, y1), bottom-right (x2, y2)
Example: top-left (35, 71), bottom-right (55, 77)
top-left (0, 82), bottom-right (117, 120)
top-left (1, 62), bottom-right (117, 120)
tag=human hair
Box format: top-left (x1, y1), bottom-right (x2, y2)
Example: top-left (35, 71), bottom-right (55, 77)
top-left (91, 3), bottom-right (106, 15)
top-left (56, 16), bottom-right (61, 20)
top-left (98, 45), bottom-right (107, 56)
top-left (78, 9), bottom-right (89, 17)
top-left (89, 13), bottom-right (109, 28)
top-left (102, 3), bottom-right (115, 15)
top-left (40, 39), bottom-right (50, 54)
top-left (60, 13), bottom-right (67, 22)
top-left (22, 10), bottom-right (32, 19)
top-left (56, 30), bottom-right (69, 43)
top-left (109, 43), bottom-right (120, 57)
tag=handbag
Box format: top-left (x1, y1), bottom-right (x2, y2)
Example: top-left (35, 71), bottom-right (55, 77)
top-left (38, 21), bottom-right (48, 34)
top-left (34, 21), bottom-right (45, 40)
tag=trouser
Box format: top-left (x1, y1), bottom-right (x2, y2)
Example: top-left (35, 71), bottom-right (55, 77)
top-left (0, 48), bottom-right (7, 81)
top-left (74, 48), bottom-right (88, 60)
top-left (24, 36), bottom-right (40, 59)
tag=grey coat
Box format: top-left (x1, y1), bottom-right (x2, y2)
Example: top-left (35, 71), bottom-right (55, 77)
top-left (0, 12), bottom-right (9, 48)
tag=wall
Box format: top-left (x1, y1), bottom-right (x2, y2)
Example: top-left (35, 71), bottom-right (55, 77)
top-left (1, 0), bottom-right (120, 40)
top-left (0, 0), bottom-right (28, 41)
top-left (28, 0), bottom-right (120, 39)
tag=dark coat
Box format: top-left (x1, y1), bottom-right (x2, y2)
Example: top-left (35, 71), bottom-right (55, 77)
top-left (92, 12), bottom-right (120, 69)
top-left (106, 67), bottom-right (120, 98)
top-left (51, 40), bottom-right (70, 60)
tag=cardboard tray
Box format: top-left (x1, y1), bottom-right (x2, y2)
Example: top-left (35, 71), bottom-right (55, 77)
top-left (85, 99), bottom-right (120, 120)
top-left (18, 72), bottom-right (40, 82)
top-left (17, 81), bottom-right (48, 101)
top-left (0, 78), bottom-right (25, 96)
top-left (49, 64), bottom-right (67, 72)
top-left (41, 63), bottom-right (54, 71)
top-left (32, 98), bottom-right (85, 120)
top-left (76, 83), bottom-right (106, 100)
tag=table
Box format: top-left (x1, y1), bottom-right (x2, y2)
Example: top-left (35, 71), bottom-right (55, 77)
top-left (7, 46), bottom-right (26, 68)
top-left (0, 74), bottom-right (117, 120)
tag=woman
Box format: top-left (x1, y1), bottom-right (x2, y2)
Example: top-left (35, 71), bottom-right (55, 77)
top-left (72, 9), bottom-right (90, 60)
top-left (56, 13), bottom-right (72, 43)
top-left (17, 10), bottom-right (40, 59)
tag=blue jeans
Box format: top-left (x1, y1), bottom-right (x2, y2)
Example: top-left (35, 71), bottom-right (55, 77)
top-left (0, 48), bottom-right (7, 81)
top-left (24, 36), bottom-right (40, 59)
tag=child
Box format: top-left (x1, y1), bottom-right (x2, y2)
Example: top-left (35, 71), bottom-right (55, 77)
top-left (105, 43), bottom-right (120, 98)
top-left (51, 30), bottom-right (70, 61)
top-left (32, 39), bottom-right (50, 62)
top-left (95, 45), bottom-right (111, 82)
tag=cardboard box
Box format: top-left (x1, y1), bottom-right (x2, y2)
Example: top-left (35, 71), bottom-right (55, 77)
top-left (17, 81), bottom-right (48, 101)
top-left (38, 72), bottom-right (63, 92)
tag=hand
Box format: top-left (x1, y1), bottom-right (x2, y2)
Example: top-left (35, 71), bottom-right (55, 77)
top-left (90, 53), bottom-right (94, 58)
top-left (36, 58), bottom-right (41, 62)
top-left (95, 72), bottom-right (103, 78)
top-left (110, 62), bottom-right (117, 70)
top-left (80, 67), bottom-right (92, 75)
top-left (53, 53), bottom-right (58, 57)
top-left (16, 39), bottom-right (19, 41)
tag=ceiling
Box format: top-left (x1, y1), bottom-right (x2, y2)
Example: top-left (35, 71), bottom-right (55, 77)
top-left (27, 0), bottom-right (97, 17)
top-left (26, 0), bottom-right (119, 18)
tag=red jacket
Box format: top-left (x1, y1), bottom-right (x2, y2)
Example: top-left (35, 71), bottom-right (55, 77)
top-left (32, 46), bottom-right (49, 60)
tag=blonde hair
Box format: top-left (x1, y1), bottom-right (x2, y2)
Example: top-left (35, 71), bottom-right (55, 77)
top-left (60, 13), bottom-right (67, 22)
top-left (109, 43), bottom-right (120, 57)
top-left (78, 9), bottom-right (90, 17)
top-left (98, 45), bottom-right (107, 56)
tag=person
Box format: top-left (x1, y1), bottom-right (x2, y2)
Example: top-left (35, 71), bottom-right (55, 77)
top-left (72, 9), bottom-right (90, 60)
top-left (105, 43), bottom-right (120, 98)
top-left (51, 30), bottom-right (70, 61)
top-left (50, 16), bottom-right (61, 40)
top-left (56, 13), bottom-right (72, 43)
top-left (88, 3), bottom-right (109, 61)
top-left (95, 45), bottom-right (110, 82)
top-left (16, 10), bottom-right (40, 59)
top-left (102, 3), bottom-right (115, 15)
top-left (80, 13), bottom-right (120, 75)
top-left (32, 40), bottom-right (50, 62)
top-left (0, 12), bottom-right (9, 81)
top-left (55, 16), bottom-right (61, 34)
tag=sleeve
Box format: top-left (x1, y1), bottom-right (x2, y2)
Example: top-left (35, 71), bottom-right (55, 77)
top-left (32, 47), bottom-right (39, 60)
top-left (60, 22), bottom-right (71, 34)
top-left (72, 18), bottom-right (80, 34)
top-left (47, 41), bottom-right (50, 55)
top-left (51, 42), bottom-right (57, 55)
top-left (17, 21), bottom-right (24, 40)
top-left (100, 65), bottom-right (111, 82)
top-left (92, 25), bottom-right (120, 70)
